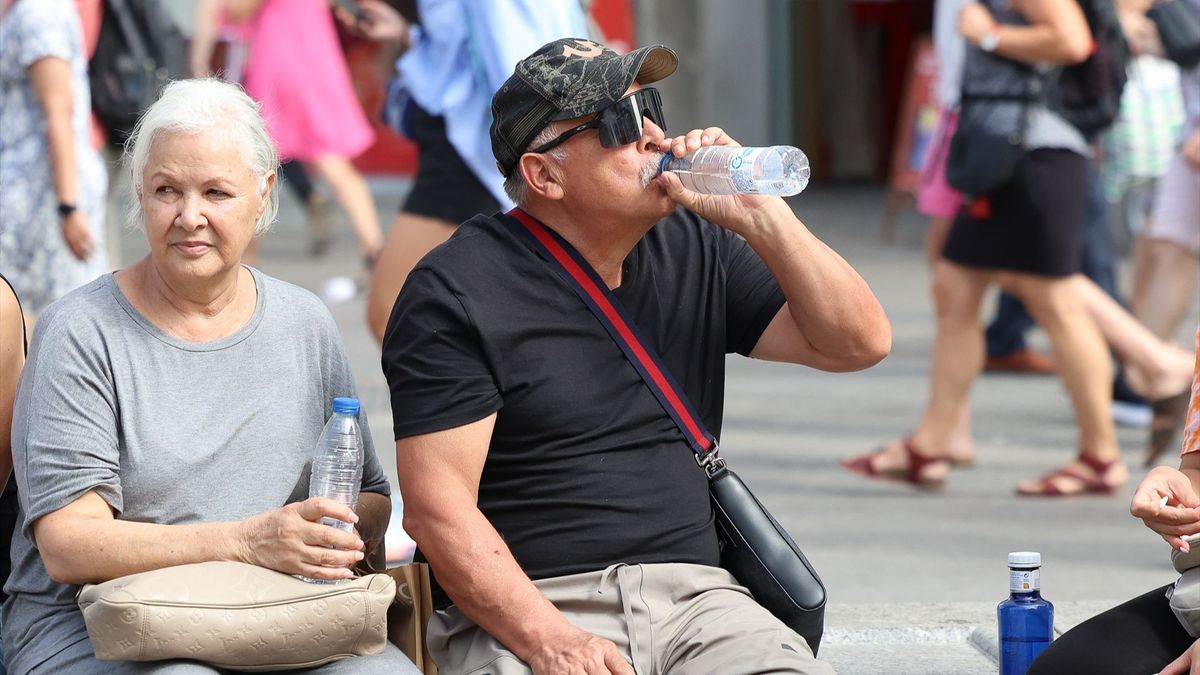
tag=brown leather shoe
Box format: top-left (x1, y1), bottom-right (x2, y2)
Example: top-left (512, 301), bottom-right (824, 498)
top-left (985, 349), bottom-right (1057, 375)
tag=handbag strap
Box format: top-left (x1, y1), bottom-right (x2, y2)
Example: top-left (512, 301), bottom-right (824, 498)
top-left (501, 208), bottom-right (724, 472)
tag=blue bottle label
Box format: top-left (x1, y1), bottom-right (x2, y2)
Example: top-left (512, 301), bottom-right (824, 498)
top-left (1010, 568), bottom-right (1040, 593)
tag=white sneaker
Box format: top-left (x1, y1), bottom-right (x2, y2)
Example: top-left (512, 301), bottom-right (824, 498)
top-left (1111, 400), bottom-right (1152, 428)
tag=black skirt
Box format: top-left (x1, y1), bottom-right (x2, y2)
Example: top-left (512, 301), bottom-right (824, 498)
top-left (401, 103), bottom-right (502, 224)
top-left (942, 148), bottom-right (1087, 278)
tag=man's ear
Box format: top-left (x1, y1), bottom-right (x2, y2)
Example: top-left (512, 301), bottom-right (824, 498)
top-left (519, 153), bottom-right (565, 201)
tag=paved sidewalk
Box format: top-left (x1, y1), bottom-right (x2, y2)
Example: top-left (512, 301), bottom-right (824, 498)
top-left (114, 177), bottom-right (1198, 672)
top-left (821, 600), bottom-right (1122, 673)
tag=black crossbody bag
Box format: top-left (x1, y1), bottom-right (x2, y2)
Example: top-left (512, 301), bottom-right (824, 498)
top-left (1148, 0), bottom-right (1200, 69)
top-left (502, 208), bottom-right (827, 654)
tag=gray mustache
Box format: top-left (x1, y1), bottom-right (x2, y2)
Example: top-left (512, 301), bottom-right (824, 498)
top-left (641, 153), bottom-right (666, 189)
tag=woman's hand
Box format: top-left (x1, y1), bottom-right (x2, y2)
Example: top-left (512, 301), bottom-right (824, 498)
top-left (1162, 638), bottom-right (1200, 675)
top-left (1130, 466), bottom-right (1200, 550)
top-left (1119, 9), bottom-right (1163, 56)
top-left (1182, 129), bottom-right (1200, 172)
top-left (334, 0), bottom-right (409, 46)
top-left (61, 210), bottom-right (96, 261)
top-left (958, 2), bottom-right (997, 45)
top-left (236, 497), bottom-right (365, 580)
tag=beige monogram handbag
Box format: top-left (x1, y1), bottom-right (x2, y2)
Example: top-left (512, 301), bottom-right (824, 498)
top-left (77, 561), bottom-right (395, 671)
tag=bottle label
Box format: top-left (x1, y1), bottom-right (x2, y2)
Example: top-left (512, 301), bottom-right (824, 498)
top-left (729, 147), bottom-right (760, 193)
top-left (1010, 568), bottom-right (1040, 593)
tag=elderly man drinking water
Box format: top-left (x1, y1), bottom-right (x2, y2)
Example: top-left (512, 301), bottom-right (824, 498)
top-left (383, 37), bottom-right (891, 675)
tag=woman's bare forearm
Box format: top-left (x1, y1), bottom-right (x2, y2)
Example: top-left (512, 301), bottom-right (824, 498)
top-left (34, 491), bottom-right (244, 585)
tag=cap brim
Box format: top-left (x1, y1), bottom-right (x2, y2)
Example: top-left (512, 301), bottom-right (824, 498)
top-left (629, 45), bottom-right (678, 85)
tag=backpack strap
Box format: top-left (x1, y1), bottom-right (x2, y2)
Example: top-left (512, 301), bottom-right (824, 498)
top-left (105, 0), bottom-right (151, 60)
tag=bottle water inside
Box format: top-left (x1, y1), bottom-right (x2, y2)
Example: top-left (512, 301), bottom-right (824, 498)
top-left (301, 396), bottom-right (364, 583)
top-left (658, 145), bottom-right (810, 196)
top-left (998, 551), bottom-right (1054, 674)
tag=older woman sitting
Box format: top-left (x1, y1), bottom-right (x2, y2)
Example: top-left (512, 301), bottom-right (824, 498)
top-left (3, 79), bottom-right (418, 674)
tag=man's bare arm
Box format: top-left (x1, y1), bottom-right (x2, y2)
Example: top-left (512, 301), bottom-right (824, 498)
top-left (396, 415), bottom-right (633, 674)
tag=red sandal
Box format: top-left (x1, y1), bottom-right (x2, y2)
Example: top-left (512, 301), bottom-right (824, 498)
top-left (841, 438), bottom-right (949, 491)
top-left (1015, 453), bottom-right (1126, 497)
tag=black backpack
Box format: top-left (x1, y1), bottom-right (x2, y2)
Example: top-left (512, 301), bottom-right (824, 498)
top-left (89, 0), bottom-right (187, 143)
top-left (1048, 0), bottom-right (1130, 140)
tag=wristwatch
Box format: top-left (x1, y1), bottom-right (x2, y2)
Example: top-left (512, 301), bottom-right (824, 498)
top-left (979, 29), bottom-right (1000, 53)
top-left (56, 202), bottom-right (77, 218)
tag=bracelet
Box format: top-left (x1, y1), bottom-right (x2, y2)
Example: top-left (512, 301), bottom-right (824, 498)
top-left (57, 202), bottom-right (77, 218)
top-left (979, 28), bottom-right (1000, 53)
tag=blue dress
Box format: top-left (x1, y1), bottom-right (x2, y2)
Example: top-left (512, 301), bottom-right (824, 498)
top-left (0, 0), bottom-right (107, 314)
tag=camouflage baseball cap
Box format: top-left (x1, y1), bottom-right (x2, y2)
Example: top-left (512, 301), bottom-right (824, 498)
top-left (490, 37), bottom-right (678, 177)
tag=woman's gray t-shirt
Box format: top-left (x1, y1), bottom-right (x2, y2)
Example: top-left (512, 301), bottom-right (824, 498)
top-left (3, 268), bottom-right (391, 674)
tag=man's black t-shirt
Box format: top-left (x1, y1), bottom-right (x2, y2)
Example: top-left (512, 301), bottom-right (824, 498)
top-left (382, 207), bottom-right (786, 608)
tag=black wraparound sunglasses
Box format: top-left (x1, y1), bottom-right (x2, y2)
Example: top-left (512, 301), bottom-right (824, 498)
top-left (528, 87), bottom-right (667, 156)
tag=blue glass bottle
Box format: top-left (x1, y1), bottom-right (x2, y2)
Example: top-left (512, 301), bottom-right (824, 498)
top-left (998, 551), bottom-right (1054, 674)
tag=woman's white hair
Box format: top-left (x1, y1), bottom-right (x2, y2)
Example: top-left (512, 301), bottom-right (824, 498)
top-left (503, 125), bottom-right (568, 206)
top-left (123, 79), bottom-right (280, 235)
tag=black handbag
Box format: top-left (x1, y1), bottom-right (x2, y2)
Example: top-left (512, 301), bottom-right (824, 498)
top-left (945, 33), bottom-right (1041, 198)
top-left (1149, 0), bottom-right (1200, 69)
top-left (502, 208), bottom-right (827, 655)
top-left (705, 453), bottom-right (827, 652)
top-left (945, 98), bottom-right (1028, 198)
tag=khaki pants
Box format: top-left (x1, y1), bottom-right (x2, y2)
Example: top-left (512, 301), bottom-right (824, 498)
top-left (427, 563), bottom-right (835, 675)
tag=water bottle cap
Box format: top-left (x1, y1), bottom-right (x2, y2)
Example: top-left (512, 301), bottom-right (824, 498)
top-left (331, 397), bottom-right (359, 415)
top-left (1008, 551), bottom-right (1041, 567)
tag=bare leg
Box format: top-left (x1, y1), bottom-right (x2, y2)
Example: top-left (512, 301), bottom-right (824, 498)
top-left (907, 261), bottom-right (993, 465)
top-left (857, 261), bottom-right (992, 484)
top-left (861, 221), bottom-right (975, 466)
top-left (1007, 273), bottom-right (1127, 491)
top-left (924, 216), bottom-right (952, 266)
top-left (927, 217), bottom-right (976, 459)
top-left (1128, 237), bottom-right (1198, 342)
top-left (308, 155), bottom-right (384, 259)
top-left (1070, 274), bottom-right (1193, 401)
top-left (949, 404), bottom-right (973, 462)
top-left (366, 211), bottom-right (458, 343)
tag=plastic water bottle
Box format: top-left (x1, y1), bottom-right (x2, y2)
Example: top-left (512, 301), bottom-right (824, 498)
top-left (301, 397), bottom-right (364, 584)
top-left (310, 397), bottom-right (364, 530)
top-left (658, 145), bottom-right (810, 196)
top-left (301, 397), bottom-right (363, 582)
top-left (998, 551), bottom-right (1054, 674)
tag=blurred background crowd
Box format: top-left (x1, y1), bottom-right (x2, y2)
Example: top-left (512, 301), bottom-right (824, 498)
top-left (1, 0), bottom-right (1198, 590)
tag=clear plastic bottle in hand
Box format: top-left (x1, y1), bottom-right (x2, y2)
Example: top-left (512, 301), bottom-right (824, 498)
top-left (309, 397), bottom-right (364, 531)
top-left (301, 397), bottom-right (364, 583)
top-left (658, 145), bottom-right (810, 196)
